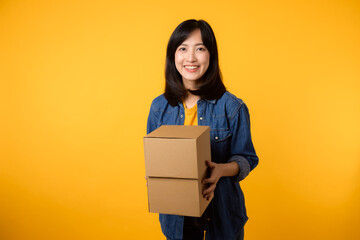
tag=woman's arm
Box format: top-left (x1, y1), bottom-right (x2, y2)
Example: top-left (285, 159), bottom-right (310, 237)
top-left (202, 100), bottom-right (259, 200)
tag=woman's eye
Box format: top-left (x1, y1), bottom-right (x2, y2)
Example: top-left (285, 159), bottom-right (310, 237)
top-left (178, 47), bottom-right (186, 51)
top-left (197, 47), bottom-right (206, 51)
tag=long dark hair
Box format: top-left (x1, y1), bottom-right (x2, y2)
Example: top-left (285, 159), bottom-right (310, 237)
top-left (164, 19), bottom-right (226, 106)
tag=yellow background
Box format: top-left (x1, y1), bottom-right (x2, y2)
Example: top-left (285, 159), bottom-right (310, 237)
top-left (1, 0), bottom-right (359, 239)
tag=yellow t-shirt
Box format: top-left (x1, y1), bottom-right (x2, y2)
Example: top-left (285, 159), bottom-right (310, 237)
top-left (183, 101), bottom-right (198, 126)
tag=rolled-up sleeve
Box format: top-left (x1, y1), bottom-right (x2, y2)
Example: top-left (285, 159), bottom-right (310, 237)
top-left (228, 155), bottom-right (251, 182)
top-left (227, 101), bottom-right (259, 182)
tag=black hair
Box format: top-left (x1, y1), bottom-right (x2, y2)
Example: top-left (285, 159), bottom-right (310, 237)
top-left (164, 19), bottom-right (226, 106)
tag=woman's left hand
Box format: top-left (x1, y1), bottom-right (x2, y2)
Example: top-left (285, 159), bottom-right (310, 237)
top-left (202, 160), bottom-right (224, 200)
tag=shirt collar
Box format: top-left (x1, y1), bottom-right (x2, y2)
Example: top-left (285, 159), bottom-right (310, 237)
top-left (178, 98), bottom-right (217, 107)
top-left (204, 99), bottom-right (216, 104)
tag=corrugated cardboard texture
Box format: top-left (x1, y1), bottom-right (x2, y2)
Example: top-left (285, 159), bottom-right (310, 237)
top-left (146, 125), bottom-right (209, 139)
top-left (144, 125), bottom-right (213, 217)
top-left (144, 138), bottom-right (198, 178)
top-left (144, 125), bottom-right (211, 179)
top-left (147, 177), bottom-right (204, 217)
top-left (196, 130), bottom-right (211, 182)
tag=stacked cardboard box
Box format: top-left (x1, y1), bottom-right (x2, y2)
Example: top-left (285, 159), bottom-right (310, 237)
top-left (144, 125), bottom-right (213, 217)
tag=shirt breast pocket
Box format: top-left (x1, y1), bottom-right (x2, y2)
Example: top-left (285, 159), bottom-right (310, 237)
top-left (210, 129), bottom-right (232, 163)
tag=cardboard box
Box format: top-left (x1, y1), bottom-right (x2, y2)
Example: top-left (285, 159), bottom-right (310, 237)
top-left (144, 125), bottom-right (213, 217)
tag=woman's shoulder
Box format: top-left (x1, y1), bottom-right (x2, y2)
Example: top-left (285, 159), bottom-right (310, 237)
top-left (151, 94), bottom-right (166, 105)
top-left (216, 91), bottom-right (245, 118)
top-left (219, 91), bottom-right (244, 105)
top-left (150, 94), bottom-right (175, 111)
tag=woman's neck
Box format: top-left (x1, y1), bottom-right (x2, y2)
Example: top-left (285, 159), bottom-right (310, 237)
top-left (183, 92), bottom-right (200, 109)
top-left (182, 79), bottom-right (201, 109)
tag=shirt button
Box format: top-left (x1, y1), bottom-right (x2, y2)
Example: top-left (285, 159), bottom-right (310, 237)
top-left (215, 136), bottom-right (218, 140)
top-left (200, 117), bottom-right (203, 120)
top-left (180, 114), bottom-right (183, 118)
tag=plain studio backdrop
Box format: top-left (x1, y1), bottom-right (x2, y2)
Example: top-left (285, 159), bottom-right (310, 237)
top-left (0, 0), bottom-right (359, 239)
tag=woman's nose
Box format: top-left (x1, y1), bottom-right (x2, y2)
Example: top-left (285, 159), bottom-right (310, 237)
top-left (186, 50), bottom-right (196, 62)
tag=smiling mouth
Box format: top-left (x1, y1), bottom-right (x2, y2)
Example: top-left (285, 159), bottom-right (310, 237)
top-left (184, 66), bottom-right (199, 70)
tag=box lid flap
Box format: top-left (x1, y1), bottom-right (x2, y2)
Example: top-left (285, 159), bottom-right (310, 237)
top-left (146, 125), bottom-right (209, 139)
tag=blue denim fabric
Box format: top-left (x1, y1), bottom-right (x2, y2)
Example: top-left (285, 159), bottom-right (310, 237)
top-left (147, 91), bottom-right (259, 240)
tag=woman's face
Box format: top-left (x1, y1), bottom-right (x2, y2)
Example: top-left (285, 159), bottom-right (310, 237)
top-left (174, 29), bottom-right (210, 88)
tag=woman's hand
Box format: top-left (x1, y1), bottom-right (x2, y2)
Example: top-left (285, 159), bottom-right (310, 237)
top-left (202, 160), bottom-right (240, 200)
top-left (202, 160), bottom-right (224, 200)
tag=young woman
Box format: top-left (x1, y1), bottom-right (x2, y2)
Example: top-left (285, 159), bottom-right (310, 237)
top-left (147, 19), bottom-right (259, 240)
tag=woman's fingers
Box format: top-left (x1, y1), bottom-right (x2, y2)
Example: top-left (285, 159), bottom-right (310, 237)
top-left (205, 160), bottom-right (216, 168)
top-left (204, 192), bottom-right (213, 200)
top-left (202, 177), bottom-right (215, 185)
top-left (203, 183), bottom-right (216, 196)
top-left (203, 191), bottom-right (214, 200)
top-left (202, 161), bottom-right (222, 199)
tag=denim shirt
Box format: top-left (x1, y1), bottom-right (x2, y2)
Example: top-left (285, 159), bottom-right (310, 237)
top-left (147, 91), bottom-right (259, 240)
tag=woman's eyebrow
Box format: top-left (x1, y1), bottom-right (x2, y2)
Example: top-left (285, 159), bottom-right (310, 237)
top-left (179, 43), bottom-right (205, 46)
